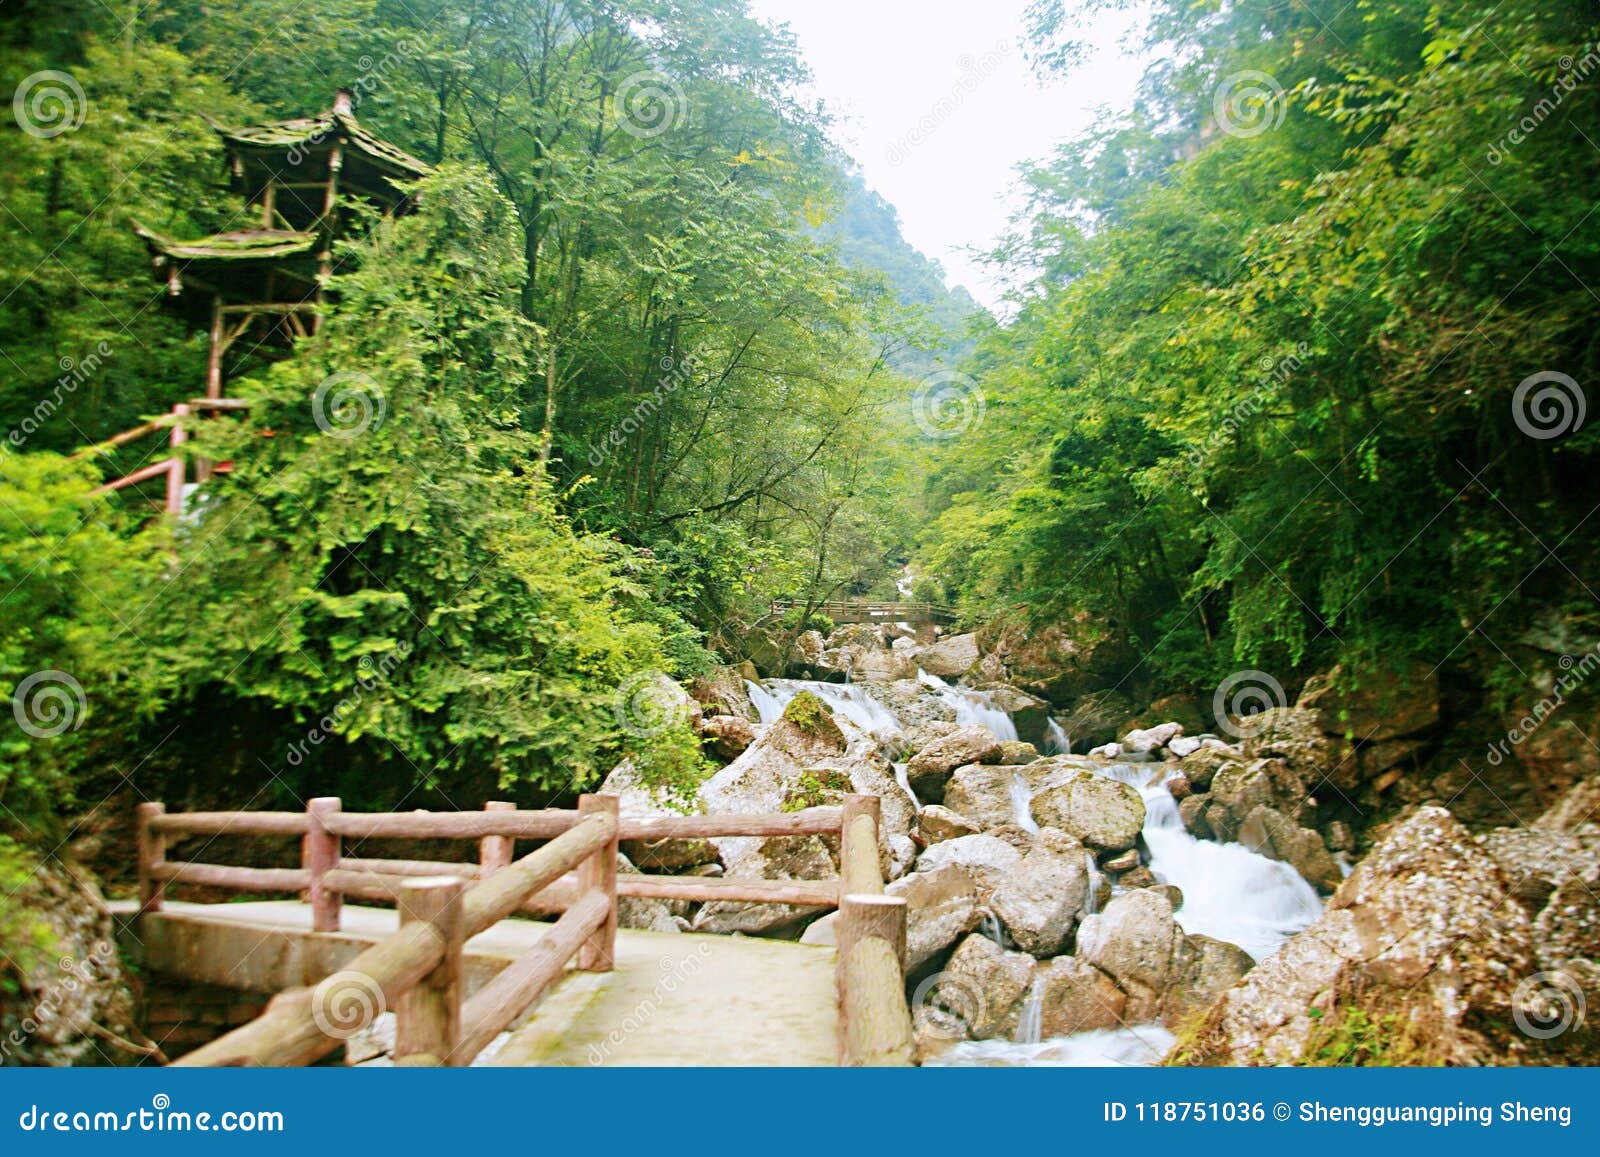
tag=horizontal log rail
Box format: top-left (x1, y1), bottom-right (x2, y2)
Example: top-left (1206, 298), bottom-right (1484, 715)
top-left (137, 791), bottom-right (902, 1066)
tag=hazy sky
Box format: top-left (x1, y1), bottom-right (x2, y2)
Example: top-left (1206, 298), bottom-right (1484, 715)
top-left (744, 1), bottom-right (1150, 309)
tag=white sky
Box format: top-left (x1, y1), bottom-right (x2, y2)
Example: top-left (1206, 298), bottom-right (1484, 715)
top-left (745, 0), bottom-right (1150, 310)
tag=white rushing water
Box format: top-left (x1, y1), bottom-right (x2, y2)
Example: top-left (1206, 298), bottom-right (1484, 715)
top-left (1044, 717), bottom-right (1071, 755)
top-left (916, 670), bottom-right (1019, 742)
top-left (1103, 763), bottom-right (1322, 963)
top-left (745, 678), bottom-right (903, 742)
top-left (930, 1025), bottom-right (1177, 1068)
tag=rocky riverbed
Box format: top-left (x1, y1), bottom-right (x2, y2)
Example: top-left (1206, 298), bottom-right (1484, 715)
top-left (614, 618), bottom-right (1600, 1066)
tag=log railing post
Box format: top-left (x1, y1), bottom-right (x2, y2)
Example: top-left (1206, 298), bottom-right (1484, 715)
top-left (165, 404), bottom-right (189, 517)
top-left (836, 892), bottom-right (913, 1066)
top-left (136, 801), bottom-right (166, 914)
top-left (576, 794), bottom-right (619, 971)
top-left (478, 800), bottom-right (515, 878)
top-left (840, 793), bottom-right (883, 896)
top-left (393, 876), bottom-right (465, 1066)
top-left (305, 797), bottom-right (342, 932)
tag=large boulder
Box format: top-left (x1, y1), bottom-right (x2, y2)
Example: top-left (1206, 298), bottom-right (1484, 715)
top-left (1031, 956), bottom-right (1126, 1036)
top-left (1240, 706), bottom-right (1354, 793)
top-left (905, 725), bottom-right (1004, 802)
top-left (976, 614), bottom-right (1134, 706)
top-left (1029, 770), bottom-right (1146, 852)
top-left (918, 632), bottom-right (981, 679)
top-left (917, 804), bottom-right (981, 845)
top-left (990, 828), bottom-right (1091, 956)
top-left (1170, 807), bottom-right (1538, 1066)
top-left (930, 933), bottom-right (1035, 1039)
top-left (1536, 773), bottom-right (1600, 831)
top-left (887, 866), bottom-right (982, 969)
top-left (698, 714), bottom-right (756, 762)
top-left (691, 699), bottom-right (915, 934)
top-left (1076, 889), bottom-right (1252, 1026)
top-left (616, 854), bottom-right (683, 933)
top-left (600, 759), bottom-right (719, 871)
top-left (689, 664), bottom-right (759, 721)
top-left (942, 764), bottom-right (1024, 831)
top-left (1238, 805), bottom-right (1343, 893)
top-left (1057, 690), bottom-right (1139, 750)
top-left (1203, 757), bottom-right (1309, 842)
top-left (1297, 663), bottom-right (1441, 742)
top-left (914, 834), bottom-right (1024, 899)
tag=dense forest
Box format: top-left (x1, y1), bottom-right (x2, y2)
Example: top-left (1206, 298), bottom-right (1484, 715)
top-left (921, 0), bottom-right (1600, 704)
top-left (2, 0), bottom-right (1598, 937)
top-left (0, 0), bottom-right (978, 851)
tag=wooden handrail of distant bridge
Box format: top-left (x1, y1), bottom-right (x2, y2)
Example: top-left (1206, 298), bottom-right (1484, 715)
top-left (771, 599), bottom-right (959, 626)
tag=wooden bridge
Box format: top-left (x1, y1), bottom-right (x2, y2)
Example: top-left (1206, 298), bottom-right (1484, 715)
top-left (123, 794), bottom-right (913, 1067)
top-left (771, 599), bottom-right (960, 626)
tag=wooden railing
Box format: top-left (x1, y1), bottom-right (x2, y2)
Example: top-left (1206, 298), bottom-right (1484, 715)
top-left (78, 397), bottom-right (248, 516)
top-left (136, 792), bottom-right (913, 1066)
top-left (771, 599), bottom-right (960, 625)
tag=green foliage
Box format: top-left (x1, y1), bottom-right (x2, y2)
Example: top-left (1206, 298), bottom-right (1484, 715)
top-left (0, 837), bottom-right (58, 994)
top-left (919, 0), bottom-right (1600, 694)
top-left (0, 454), bottom-right (168, 833)
top-left (625, 722), bottom-right (713, 813)
top-left (780, 768), bottom-right (852, 812)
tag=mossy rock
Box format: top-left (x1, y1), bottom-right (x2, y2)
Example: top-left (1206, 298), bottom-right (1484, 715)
top-left (781, 767), bottom-right (855, 812)
top-left (781, 691), bottom-right (845, 746)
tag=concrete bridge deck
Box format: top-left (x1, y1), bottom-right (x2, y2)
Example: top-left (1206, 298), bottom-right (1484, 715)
top-left (115, 900), bottom-right (840, 1066)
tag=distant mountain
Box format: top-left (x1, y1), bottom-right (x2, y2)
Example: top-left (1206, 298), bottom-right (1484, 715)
top-left (819, 169), bottom-right (983, 369)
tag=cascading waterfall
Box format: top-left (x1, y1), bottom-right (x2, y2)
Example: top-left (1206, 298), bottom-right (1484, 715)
top-left (1010, 771), bottom-right (1039, 833)
top-left (1045, 717), bottom-right (1071, 755)
top-left (1015, 975), bottom-right (1046, 1045)
top-left (745, 678), bottom-right (902, 741)
top-left (916, 670), bottom-right (1019, 742)
top-left (1082, 852), bottom-right (1103, 916)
